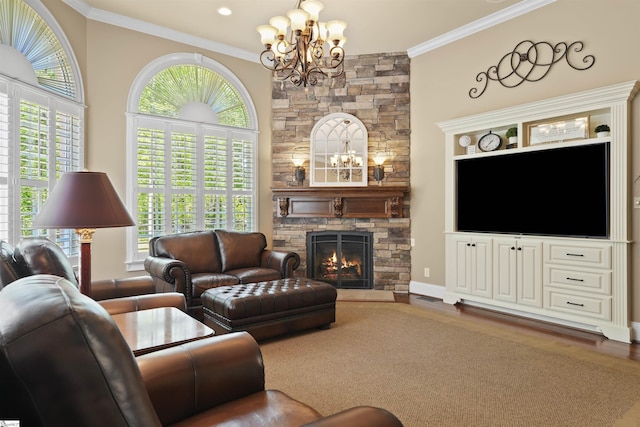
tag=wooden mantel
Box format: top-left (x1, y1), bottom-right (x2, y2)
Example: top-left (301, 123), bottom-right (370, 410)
top-left (272, 186), bottom-right (409, 219)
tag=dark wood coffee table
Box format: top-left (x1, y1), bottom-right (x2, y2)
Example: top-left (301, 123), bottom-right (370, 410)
top-left (112, 307), bottom-right (214, 356)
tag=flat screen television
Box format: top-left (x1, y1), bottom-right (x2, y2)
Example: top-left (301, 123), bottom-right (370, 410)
top-left (456, 142), bottom-right (610, 239)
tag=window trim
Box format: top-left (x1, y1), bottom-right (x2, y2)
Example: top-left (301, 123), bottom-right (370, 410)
top-left (125, 53), bottom-right (258, 271)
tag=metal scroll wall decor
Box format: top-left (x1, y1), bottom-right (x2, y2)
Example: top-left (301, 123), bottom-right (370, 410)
top-left (469, 40), bottom-right (596, 99)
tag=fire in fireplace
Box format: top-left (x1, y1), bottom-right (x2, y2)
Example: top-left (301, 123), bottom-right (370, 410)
top-left (307, 231), bottom-right (373, 289)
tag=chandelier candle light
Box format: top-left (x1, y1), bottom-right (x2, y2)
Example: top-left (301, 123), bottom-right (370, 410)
top-left (257, 0), bottom-right (346, 87)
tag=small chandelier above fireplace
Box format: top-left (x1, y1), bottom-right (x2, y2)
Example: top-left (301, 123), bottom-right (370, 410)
top-left (256, 0), bottom-right (347, 87)
top-left (330, 139), bottom-right (363, 180)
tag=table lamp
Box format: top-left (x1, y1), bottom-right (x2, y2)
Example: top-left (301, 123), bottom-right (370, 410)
top-left (33, 171), bottom-right (135, 297)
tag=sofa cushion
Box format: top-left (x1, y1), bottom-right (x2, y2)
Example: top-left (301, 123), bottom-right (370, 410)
top-left (227, 267), bottom-right (282, 284)
top-left (151, 231), bottom-right (221, 274)
top-left (215, 230), bottom-right (266, 272)
top-left (191, 273), bottom-right (239, 298)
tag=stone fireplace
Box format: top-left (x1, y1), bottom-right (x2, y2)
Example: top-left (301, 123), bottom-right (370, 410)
top-left (271, 186), bottom-right (410, 291)
top-left (307, 231), bottom-right (373, 289)
top-left (269, 52), bottom-right (411, 292)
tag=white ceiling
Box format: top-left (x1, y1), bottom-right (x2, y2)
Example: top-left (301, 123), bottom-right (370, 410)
top-left (64, 0), bottom-right (554, 61)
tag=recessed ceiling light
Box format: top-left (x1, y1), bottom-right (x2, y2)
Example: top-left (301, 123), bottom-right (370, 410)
top-left (218, 7), bottom-right (232, 16)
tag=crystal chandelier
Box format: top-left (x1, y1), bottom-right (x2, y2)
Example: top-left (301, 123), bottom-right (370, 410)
top-left (257, 0), bottom-right (347, 87)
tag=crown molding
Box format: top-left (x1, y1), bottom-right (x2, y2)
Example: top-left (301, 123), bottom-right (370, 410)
top-left (61, 0), bottom-right (258, 63)
top-left (62, 0), bottom-right (555, 62)
top-left (407, 0), bottom-right (557, 58)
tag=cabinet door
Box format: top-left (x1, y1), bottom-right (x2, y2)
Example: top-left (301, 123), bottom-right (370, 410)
top-left (516, 240), bottom-right (542, 307)
top-left (493, 239), bottom-right (517, 303)
top-left (451, 237), bottom-right (473, 294)
top-left (449, 236), bottom-right (492, 296)
top-left (472, 237), bottom-right (493, 298)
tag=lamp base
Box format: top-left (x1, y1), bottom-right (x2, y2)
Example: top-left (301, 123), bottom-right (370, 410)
top-left (76, 228), bottom-right (95, 297)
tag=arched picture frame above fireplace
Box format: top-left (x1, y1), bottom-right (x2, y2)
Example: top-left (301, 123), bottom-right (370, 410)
top-left (310, 113), bottom-right (368, 187)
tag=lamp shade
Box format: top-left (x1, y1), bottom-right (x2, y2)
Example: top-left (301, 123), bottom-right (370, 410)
top-left (34, 171), bottom-right (135, 229)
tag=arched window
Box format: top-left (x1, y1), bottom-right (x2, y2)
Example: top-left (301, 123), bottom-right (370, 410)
top-left (0, 0), bottom-right (84, 257)
top-left (126, 53), bottom-right (258, 269)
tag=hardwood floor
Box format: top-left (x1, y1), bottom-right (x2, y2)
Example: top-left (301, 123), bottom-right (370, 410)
top-left (394, 292), bottom-right (640, 362)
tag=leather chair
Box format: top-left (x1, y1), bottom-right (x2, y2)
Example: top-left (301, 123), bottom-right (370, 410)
top-left (0, 237), bottom-right (185, 314)
top-left (0, 275), bottom-right (404, 427)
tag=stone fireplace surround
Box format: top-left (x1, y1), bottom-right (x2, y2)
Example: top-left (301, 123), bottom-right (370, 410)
top-left (269, 53), bottom-right (411, 292)
top-left (272, 186), bottom-right (410, 291)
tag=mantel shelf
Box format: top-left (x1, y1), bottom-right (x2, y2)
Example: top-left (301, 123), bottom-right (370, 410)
top-left (272, 186), bottom-right (409, 218)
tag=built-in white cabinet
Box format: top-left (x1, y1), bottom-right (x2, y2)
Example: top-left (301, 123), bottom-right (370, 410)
top-left (439, 81), bottom-right (640, 343)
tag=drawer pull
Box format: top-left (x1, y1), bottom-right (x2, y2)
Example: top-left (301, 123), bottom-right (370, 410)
top-left (566, 301), bottom-right (585, 307)
top-left (566, 277), bottom-right (584, 282)
top-left (566, 253), bottom-right (584, 257)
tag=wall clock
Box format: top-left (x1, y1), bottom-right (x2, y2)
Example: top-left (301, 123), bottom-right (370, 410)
top-left (478, 131), bottom-right (502, 152)
top-left (458, 135), bottom-right (471, 148)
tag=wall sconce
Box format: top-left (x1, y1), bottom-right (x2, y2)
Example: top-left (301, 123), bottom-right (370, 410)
top-left (293, 157), bottom-right (305, 184)
top-left (373, 152), bottom-right (387, 184)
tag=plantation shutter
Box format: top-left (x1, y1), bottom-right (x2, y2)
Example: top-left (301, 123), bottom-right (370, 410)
top-left (230, 131), bottom-right (254, 231)
top-left (170, 126), bottom-right (197, 233)
top-left (135, 118), bottom-right (166, 253)
top-left (0, 83), bottom-right (10, 240)
top-left (0, 80), bottom-right (83, 253)
top-left (203, 128), bottom-right (228, 230)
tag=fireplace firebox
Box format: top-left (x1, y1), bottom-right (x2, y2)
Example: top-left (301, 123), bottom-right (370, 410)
top-left (307, 231), bottom-right (373, 289)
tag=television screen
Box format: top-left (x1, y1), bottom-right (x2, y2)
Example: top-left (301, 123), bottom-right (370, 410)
top-left (456, 142), bottom-right (610, 239)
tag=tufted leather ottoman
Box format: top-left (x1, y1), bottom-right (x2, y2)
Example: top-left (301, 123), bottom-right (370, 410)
top-left (201, 278), bottom-right (337, 341)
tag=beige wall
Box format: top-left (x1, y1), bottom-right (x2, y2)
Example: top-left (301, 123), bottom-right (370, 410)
top-left (410, 0), bottom-right (640, 320)
top-left (43, 0), bottom-right (273, 281)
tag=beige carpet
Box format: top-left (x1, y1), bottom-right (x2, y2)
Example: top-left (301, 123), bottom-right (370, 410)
top-left (261, 302), bottom-right (640, 427)
top-left (336, 289), bottom-right (396, 302)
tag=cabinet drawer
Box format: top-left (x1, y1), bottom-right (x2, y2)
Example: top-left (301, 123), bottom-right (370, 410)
top-left (545, 290), bottom-right (611, 321)
top-left (545, 243), bottom-right (611, 268)
top-left (544, 266), bottom-right (611, 295)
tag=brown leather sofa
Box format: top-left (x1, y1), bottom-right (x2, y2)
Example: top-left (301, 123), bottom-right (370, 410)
top-left (0, 274), bottom-right (404, 427)
top-left (0, 237), bottom-right (185, 313)
top-left (145, 230), bottom-right (301, 320)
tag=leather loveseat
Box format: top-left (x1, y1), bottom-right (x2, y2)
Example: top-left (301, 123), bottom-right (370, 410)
top-left (145, 230), bottom-right (300, 320)
top-left (0, 274), bottom-right (404, 427)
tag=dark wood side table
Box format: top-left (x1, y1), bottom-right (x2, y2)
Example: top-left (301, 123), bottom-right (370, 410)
top-left (112, 307), bottom-right (214, 356)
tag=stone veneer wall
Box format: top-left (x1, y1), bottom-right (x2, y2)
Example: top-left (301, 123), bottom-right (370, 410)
top-left (270, 53), bottom-right (411, 291)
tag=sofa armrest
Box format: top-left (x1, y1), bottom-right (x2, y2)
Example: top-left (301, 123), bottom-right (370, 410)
top-left (99, 292), bottom-right (187, 315)
top-left (136, 332), bottom-right (265, 426)
top-left (303, 407), bottom-right (404, 427)
top-left (90, 275), bottom-right (155, 301)
top-left (144, 256), bottom-right (191, 305)
top-left (261, 250), bottom-right (300, 278)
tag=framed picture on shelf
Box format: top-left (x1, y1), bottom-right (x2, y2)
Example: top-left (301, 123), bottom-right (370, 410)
top-left (528, 115), bottom-right (589, 145)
